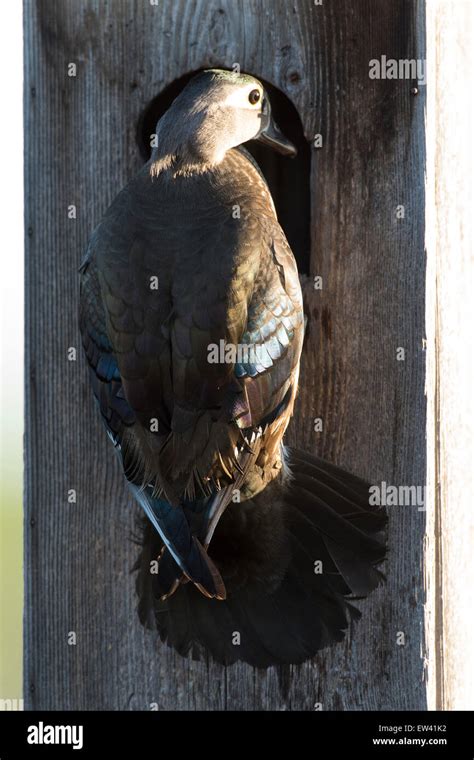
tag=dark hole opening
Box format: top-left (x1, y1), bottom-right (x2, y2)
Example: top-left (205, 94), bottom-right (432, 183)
top-left (137, 71), bottom-right (310, 274)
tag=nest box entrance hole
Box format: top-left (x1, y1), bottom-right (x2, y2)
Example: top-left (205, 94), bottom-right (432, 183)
top-left (137, 71), bottom-right (310, 275)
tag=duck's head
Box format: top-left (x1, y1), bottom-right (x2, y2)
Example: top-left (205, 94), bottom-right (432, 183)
top-left (150, 69), bottom-right (296, 176)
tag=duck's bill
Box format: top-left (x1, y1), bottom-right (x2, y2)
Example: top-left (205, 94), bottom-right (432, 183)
top-left (257, 118), bottom-right (297, 157)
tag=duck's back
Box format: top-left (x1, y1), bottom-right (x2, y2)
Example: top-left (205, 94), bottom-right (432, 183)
top-left (80, 149), bottom-right (303, 499)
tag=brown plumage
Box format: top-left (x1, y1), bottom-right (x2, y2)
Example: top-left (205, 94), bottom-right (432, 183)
top-left (80, 70), bottom-right (386, 665)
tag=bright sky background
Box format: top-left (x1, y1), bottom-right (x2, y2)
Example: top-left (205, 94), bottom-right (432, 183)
top-left (0, 3), bottom-right (23, 703)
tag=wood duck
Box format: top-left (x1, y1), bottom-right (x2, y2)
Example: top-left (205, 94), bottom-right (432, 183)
top-left (80, 69), bottom-right (386, 666)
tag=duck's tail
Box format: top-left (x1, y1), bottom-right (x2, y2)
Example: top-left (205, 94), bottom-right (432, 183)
top-left (134, 447), bottom-right (387, 667)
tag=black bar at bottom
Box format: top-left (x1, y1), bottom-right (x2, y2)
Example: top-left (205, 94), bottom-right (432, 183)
top-left (0, 710), bottom-right (471, 757)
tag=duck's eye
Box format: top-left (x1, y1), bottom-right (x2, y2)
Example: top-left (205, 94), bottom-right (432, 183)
top-left (248, 89), bottom-right (261, 105)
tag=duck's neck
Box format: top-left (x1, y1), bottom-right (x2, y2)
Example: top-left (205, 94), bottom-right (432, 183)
top-left (150, 148), bottom-right (221, 178)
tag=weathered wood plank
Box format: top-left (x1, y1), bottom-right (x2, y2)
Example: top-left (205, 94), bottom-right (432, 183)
top-left (424, 0), bottom-right (473, 711)
top-left (24, 0), bottom-right (427, 709)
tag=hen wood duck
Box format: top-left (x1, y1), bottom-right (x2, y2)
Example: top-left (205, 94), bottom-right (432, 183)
top-left (80, 69), bottom-right (386, 666)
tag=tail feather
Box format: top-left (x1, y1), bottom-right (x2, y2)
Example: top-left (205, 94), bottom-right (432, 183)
top-left (290, 447), bottom-right (371, 497)
top-left (287, 526), bottom-right (360, 644)
top-left (129, 482), bottom-right (226, 600)
top-left (295, 480), bottom-right (382, 555)
top-left (134, 447), bottom-right (387, 666)
top-left (289, 448), bottom-right (385, 527)
top-left (151, 548), bottom-right (181, 600)
top-left (323, 534), bottom-right (384, 597)
top-left (286, 506), bottom-right (352, 596)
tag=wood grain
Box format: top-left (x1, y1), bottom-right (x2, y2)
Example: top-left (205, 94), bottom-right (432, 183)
top-left (24, 0), bottom-right (427, 709)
